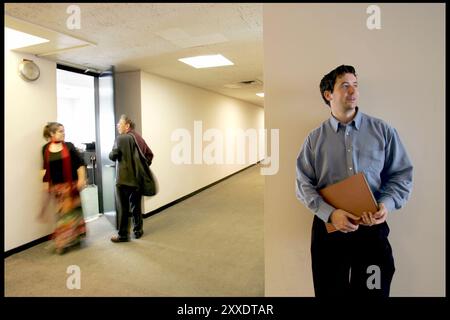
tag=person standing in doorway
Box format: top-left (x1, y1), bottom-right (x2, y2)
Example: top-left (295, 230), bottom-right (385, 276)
top-left (109, 114), bottom-right (155, 242)
top-left (295, 65), bottom-right (413, 297)
top-left (41, 122), bottom-right (87, 254)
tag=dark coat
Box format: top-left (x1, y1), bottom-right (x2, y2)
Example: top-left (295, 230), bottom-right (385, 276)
top-left (109, 133), bottom-right (157, 196)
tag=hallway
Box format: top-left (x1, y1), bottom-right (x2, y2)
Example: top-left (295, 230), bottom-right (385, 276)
top-left (4, 165), bottom-right (264, 297)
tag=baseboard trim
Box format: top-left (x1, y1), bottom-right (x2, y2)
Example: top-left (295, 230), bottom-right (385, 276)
top-left (5, 162), bottom-right (259, 257)
top-left (143, 162), bottom-right (259, 218)
top-left (5, 234), bottom-right (52, 258)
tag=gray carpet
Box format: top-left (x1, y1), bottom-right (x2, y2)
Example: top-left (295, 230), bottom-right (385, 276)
top-left (4, 165), bottom-right (264, 297)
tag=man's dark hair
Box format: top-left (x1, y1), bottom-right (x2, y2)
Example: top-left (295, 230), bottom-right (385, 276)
top-left (319, 65), bottom-right (357, 106)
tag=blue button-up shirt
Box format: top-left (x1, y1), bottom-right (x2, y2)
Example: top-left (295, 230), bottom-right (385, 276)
top-left (296, 108), bottom-right (413, 223)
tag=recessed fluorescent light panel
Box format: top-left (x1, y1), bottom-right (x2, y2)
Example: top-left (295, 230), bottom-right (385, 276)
top-left (256, 92), bottom-right (264, 97)
top-left (178, 54), bottom-right (234, 69)
top-left (5, 27), bottom-right (50, 50)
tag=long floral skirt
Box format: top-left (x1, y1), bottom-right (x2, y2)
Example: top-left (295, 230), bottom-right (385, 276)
top-left (49, 182), bottom-right (86, 253)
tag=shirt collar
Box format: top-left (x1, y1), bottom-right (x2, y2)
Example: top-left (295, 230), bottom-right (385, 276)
top-left (353, 108), bottom-right (362, 130)
top-left (329, 114), bottom-right (340, 132)
top-left (329, 107), bottom-right (362, 132)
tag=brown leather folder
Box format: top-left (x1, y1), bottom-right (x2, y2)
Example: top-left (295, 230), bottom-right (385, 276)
top-left (318, 172), bottom-right (379, 233)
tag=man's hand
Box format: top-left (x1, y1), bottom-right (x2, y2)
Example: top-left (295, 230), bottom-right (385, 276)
top-left (360, 203), bottom-right (388, 226)
top-left (109, 148), bottom-right (121, 161)
top-left (360, 212), bottom-right (376, 226)
top-left (330, 209), bottom-right (360, 233)
top-left (373, 202), bottom-right (388, 224)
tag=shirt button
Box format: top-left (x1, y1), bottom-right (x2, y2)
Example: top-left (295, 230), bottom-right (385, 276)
top-left (347, 149), bottom-right (351, 152)
top-left (349, 167), bottom-right (353, 171)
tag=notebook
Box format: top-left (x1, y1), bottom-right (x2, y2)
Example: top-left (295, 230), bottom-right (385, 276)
top-left (318, 172), bottom-right (379, 233)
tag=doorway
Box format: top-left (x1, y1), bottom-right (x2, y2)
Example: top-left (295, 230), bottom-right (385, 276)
top-left (56, 65), bottom-right (117, 227)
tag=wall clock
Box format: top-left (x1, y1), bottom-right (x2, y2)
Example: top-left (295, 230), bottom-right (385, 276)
top-left (18, 59), bottom-right (40, 81)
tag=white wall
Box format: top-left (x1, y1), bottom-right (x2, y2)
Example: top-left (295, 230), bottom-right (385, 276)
top-left (264, 3), bottom-right (445, 296)
top-left (5, 50), bottom-right (57, 251)
top-left (139, 71), bottom-right (265, 213)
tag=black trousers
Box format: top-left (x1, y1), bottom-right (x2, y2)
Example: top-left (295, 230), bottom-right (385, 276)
top-left (311, 215), bottom-right (395, 298)
top-left (115, 185), bottom-right (143, 239)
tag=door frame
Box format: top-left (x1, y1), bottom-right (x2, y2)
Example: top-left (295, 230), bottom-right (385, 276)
top-left (56, 63), bottom-right (114, 217)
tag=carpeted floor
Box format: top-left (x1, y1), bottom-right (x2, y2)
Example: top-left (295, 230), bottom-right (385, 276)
top-left (4, 165), bottom-right (264, 297)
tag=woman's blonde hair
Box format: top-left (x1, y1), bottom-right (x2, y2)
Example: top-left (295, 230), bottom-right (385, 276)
top-left (43, 122), bottom-right (63, 139)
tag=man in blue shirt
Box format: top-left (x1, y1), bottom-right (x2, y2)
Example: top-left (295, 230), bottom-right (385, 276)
top-left (296, 65), bottom-right (413, 297)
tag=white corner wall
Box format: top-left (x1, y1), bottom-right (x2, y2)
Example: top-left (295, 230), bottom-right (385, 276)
top-left (139, 71), bottom-right (264, 212)
top-left (264, 3), bottom-right (445, 296)
top-left (5, 50), bottom-right (57, 251)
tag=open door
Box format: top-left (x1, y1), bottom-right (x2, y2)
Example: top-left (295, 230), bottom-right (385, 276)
top-left (95, 66), bottom-right (117, 228)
